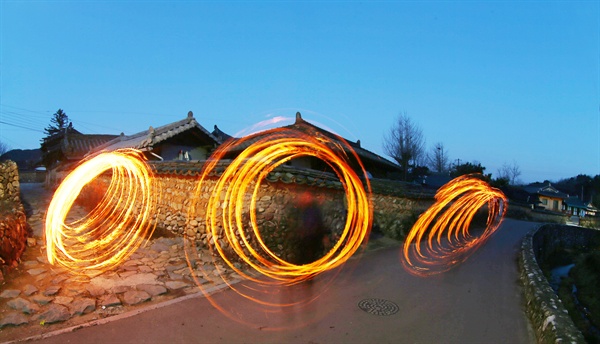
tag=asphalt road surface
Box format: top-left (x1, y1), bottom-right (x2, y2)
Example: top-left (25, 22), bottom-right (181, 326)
top-left (29, 219), bottom-right (536, 344)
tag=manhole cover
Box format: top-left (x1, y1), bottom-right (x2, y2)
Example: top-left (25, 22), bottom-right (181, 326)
top-left (358, 298), bottom-right (399, 316)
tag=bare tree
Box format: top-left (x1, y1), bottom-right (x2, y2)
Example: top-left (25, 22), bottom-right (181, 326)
top-left (427, 142), bottom-right (450, 173)
top-left (383, 112), bottom-right (425, 181)
top-left (497, 160), bottom-right (522, 185)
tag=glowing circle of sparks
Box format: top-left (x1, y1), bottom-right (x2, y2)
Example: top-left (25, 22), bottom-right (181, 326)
top-left (187, 127), bottom-right (373, 290)
top-left (402, 174), bottom-right (508, 277)
top-left (45, 149), bottom-right (157, 274)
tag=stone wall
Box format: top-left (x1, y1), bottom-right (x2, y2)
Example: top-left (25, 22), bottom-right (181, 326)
top-left (0, 161), bottom-right (28, 283)
top-left (371, 193), bottom-right (432, 239)
top-left (519, 224), bottom-right (600, 343)
top-left (532, 224), bottom-right (600, 265)
top-left (78, 161), bottom-right (434, 261)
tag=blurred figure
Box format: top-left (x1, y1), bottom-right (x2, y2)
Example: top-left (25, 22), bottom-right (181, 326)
top-left (294, 191), bottom-right (328, 266)
top-left (279, 191), bottom-right (328, 327)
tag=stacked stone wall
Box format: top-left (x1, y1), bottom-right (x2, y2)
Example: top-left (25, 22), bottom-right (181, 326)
top-left (533, 224), bottom-right (600, 265)
top-left (0, 161), bottom-right (21, 202)
top-left (371, 193), bottom-right (432, 240)
top-left (519, 224), bottom-right (600, 343)
top-left (149, 175), bottom-right (433, 250)
top-left (0, 161), bottom-right (28, 282)
top-left (79, 165), bottom-right (433, 261)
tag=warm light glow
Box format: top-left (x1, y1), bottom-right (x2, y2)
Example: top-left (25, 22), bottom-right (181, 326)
top-left (402, 175), bottom-right (507, 276)
top-left (45, 149), bottom-right (157, 274)
top-left (185, 126), bottom-right (373, 313)
top-left (43, 122), bottom-right (373, 327)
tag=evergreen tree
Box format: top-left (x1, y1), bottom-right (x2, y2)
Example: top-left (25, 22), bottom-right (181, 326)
top-left (44, 109), bottom-right (70, 136)
top-left (40, 109), bottom-right (74, 168)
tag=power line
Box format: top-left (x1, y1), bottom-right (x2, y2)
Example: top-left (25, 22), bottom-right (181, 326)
top-left (70, 119), bottom-right (122, 132)
top-left (1, 104), bottom-right (155, 132)
top-left (1, 108), bottom-right (117, 133)
top-left (0, 121), bottom-right (44, 133)
top-left (1, 103), bottom-right (233, 135)
top-left (0, 111), bottom-right (47, 128)
top-left (0, 104), bottom-right (51, 116)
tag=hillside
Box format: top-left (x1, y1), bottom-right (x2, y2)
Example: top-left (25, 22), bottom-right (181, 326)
top-left (0, 149), bottom-right (42, 170)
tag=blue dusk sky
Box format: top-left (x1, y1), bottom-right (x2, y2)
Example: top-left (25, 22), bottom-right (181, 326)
top-left (1, 1), bottom-right (598, 184)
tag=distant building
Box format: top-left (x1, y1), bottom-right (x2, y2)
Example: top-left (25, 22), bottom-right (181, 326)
top-left (522, 182), bottom-right (569, 212)
top-left (564, 197), bottom-right (598, 217)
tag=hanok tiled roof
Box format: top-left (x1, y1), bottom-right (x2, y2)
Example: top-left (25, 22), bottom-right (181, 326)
top-left (63, 134), bottom-right (120, 159)
top-left (288, 113), bottom-right (400, 171)
top-left (565, 196), bottom-right (598, 211)
top-left (43, 126), bottom-right (82, 154)
top-left (211, 125), bottom-right (232, 143)
top-left (42, 125), bottom-right (118, 167)
top-left (220, 112), bottom-right (401, 173)
top-left (523, 182), bottom-right (569, 199)
top-left (93, 112), bottom-right (220, 153)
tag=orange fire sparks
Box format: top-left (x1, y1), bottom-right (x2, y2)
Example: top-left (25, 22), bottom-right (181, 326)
top-left (185, 126), bottom-right (373, 312)
top-left (402, 174), bottom-right (507, 277)
top-left (45, 149), bottom-right (157, 274)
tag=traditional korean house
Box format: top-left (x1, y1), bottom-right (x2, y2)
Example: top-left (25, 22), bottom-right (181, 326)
top-left (216, 112), bottom-right (402, 180)
top-left (564, 197), bottom-right (598, 217)
top-left (41, 125), bottom-right (119, 186)
top-left (522, 182), bottom-right (569, 212)
top-left (41, 125), bottom-right (118, 169)
top-left (93, 111), bottom-right (221, 161)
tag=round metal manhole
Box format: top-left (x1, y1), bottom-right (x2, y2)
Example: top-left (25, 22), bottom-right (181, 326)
top-left (358, 298), bottom-right (399, 316)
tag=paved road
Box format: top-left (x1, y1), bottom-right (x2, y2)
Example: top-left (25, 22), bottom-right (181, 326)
top-left (29, 219), bottom-right (536, 344)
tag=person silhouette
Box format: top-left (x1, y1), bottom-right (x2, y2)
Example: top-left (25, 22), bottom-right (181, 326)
top-left (293, 191), bottom-right (328, 267)
top-left (279, 191), bottom-right (329, 325)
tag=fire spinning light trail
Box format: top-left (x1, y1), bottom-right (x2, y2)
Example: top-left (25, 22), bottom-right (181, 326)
top-left (45, 149), bottom-right (157, 274)
top-left (185, 126), bottom-right (373, 305)
top-left (402, 175), bottom-right (507, 277)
